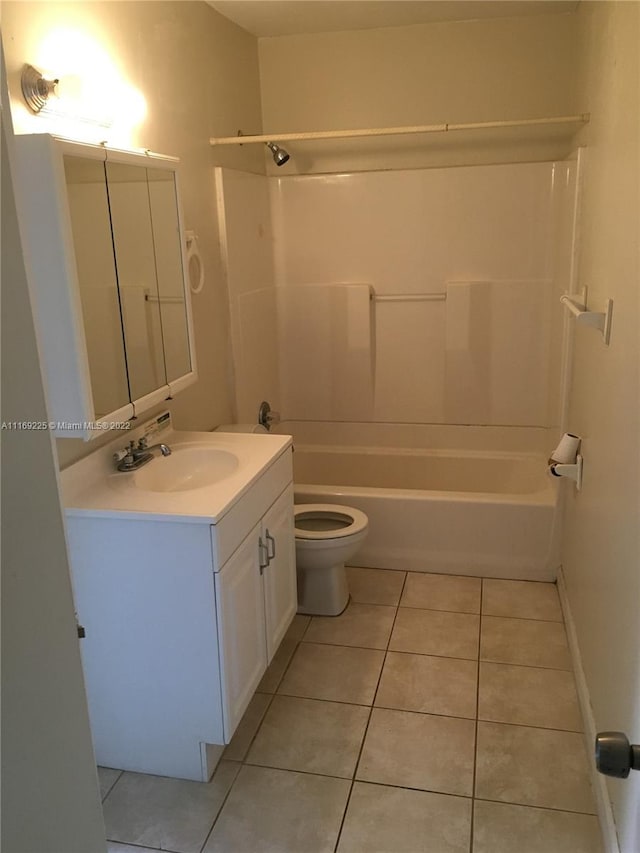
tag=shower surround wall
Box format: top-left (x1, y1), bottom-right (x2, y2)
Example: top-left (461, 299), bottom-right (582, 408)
top-left (215, 168), bottom-right (279, 423)
top-left (218, 159), bottom-right (577, 435)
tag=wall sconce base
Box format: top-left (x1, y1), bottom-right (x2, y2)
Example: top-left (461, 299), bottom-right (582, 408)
top-left (21, 64), bottom-right (58, 113)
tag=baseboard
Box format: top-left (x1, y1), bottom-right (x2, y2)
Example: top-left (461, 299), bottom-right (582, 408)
top-left (557, 566), bottom-right (620, 853)
top-left (201, 742), bottom-right (225, 782)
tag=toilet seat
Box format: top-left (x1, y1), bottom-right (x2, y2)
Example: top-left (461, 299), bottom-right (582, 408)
top-left (294, 504), bottom-right (368, 540)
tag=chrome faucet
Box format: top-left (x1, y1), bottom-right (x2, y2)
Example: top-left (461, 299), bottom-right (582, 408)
top-left (114, 436), bottom-right (172, 472)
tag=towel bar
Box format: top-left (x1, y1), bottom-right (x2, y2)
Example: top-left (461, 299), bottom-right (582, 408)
top-left (560, 288), bottom-right (613, 345)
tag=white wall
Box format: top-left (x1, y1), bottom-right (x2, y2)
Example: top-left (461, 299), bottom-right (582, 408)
top-left (259, 12), bottom-right (580, 174)
top-left (1, 80), bottom-right (106, 853)
top-left (561, 4), bottom-right (640, 852)
top-left (2, 0), bottom-right (265, 466)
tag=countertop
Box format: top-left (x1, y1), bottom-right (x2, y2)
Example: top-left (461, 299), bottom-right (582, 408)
top-left (60, 427), bottom-right (293, 524)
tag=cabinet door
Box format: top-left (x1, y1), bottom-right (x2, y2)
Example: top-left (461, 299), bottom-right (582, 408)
top-left (147, 169), bottom-right (193, 386)
top-left (105, 161), bottom-right (168, 403)
top-left (63, 155), bottom-right (130, 419)
top-left (262, 484), bottom-right (297, 662)
top-left (214, 522), bottom-right (267, 741)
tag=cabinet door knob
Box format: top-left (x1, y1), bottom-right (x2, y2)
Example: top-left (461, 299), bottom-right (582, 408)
top-left (258, 537), bottom-right (269, 574)
top-left (266, 530), bottom-right (276, 561)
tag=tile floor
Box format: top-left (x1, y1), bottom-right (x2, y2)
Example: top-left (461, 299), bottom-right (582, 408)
top-left (100, 568), bottom-right (602, 853)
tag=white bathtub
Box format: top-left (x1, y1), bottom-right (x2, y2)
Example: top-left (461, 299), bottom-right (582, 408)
top-left (292, 444), bottom-right (558, 581)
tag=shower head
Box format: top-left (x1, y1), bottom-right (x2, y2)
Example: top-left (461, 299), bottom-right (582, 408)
top-left (266, 141), bottom-right (290, 166)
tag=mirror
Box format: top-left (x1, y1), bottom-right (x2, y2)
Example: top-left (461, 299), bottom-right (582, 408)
top-left (63, 155), bottom-right (130, 418)
top-left (15, 135), bottom-right (197, 441)
top-left (147, 169), bottom-right (192, 383)
top-left (105, 161), bottom-right (168, 402)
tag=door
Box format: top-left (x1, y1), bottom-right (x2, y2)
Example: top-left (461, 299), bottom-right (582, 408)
top-left (215, 522), bottom-right (267, 740)
top-left (262, 484), bottom-right (297, 662)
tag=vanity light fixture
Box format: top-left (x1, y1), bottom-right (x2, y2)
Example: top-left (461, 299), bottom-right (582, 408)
top-left (21, 64), bottom-right (59, 113)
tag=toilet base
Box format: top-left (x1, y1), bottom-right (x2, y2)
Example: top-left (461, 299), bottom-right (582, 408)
top-left (296, 561), bottom-right (349, 616)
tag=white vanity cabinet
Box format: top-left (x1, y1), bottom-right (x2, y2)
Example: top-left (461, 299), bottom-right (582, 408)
top-left (216, 485), bottom-right (296, 739)
top-left (14, 134), bottom-right (197, 439)
top-left (65, 442), bottom-right (296, 782)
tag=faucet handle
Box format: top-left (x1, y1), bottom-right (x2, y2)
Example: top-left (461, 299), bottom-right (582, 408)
top-left (137, 436), bottom-right (149, 450)
top-left (113, 441), bottom-right (135, 466)
top-left (258, 401), bottom-right (280, 431)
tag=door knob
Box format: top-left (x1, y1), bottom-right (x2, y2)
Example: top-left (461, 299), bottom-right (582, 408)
top-left (595, 732), bottom-right (640, 778)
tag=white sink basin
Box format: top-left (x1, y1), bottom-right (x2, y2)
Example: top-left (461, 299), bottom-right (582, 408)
top-left (63, 424), bottom-right (292, 524)
top-left (133, 445), bottom-right (239, 493)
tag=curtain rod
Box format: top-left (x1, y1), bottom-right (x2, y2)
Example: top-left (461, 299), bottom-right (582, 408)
top-left (209, 114), bottom-right (589, 146)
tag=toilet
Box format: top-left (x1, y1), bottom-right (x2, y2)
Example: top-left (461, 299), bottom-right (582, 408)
top-left (294, 504), bottom-right (369, 616)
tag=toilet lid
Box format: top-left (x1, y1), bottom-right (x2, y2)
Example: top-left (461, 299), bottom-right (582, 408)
top-left (293, 503), bottom-right (368, 540)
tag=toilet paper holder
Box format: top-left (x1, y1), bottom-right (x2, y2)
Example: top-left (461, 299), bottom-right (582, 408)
top-left (549, 455), bottom-right (583, 490)
top-left (548, 432), bottom-right (583, 490)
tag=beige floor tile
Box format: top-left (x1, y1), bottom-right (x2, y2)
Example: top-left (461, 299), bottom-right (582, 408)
top-left (375, 652), bottom-right (478, 718)
top-left (223, 692), bottom-right (272, 761)
top-left (305, 602), bottom-right (396, 650)
top-left (475, 722), bottom-right (596, 813)
top-left (401, 573), bottom-right (481, 614)
top-left (247, 695), bottom-right (370, 778)
top-left (278, 642), bottom-right (385, 705)
top-left (284, 614), bottom-right (311, 641)
top-left (390, 608), bottom-right (480, 660)
top-left (481, 616), bottom-right (571, 670)
top-left (98, 766), bottom-right (122, 801)
top-left (346, 566), bottom-right (406, 605)
top-left (357, 707), bottom-right (476, 796)
top-left (482, 579), bottom-right (563, 622)
top-left (103, 761), bottom-right (240, 853)
top-left (479, 662), bottom-right (582, 731)
top-left (337, 781), bottom-right (472, 853)
top-left (203, 765), bottom-right (351, 853)
top-left (257, 637), bottom-right (298, 693)
top-left (473, 800), bottom-right (602, 853)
